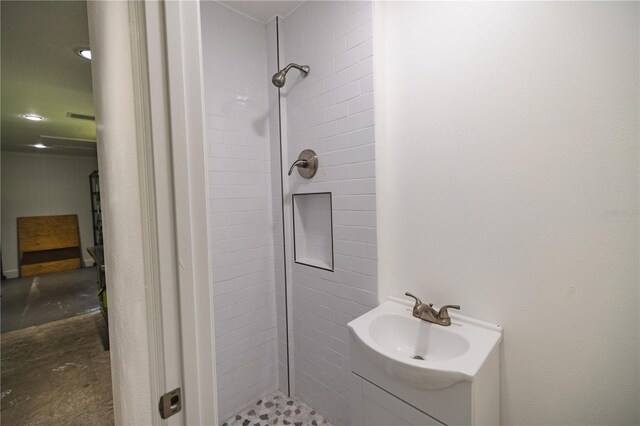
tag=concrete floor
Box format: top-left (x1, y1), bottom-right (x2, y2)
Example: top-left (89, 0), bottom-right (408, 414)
top-left (1, 311), bottom-right (114, 425)
top-left (1, 268), bottom-right (113, 424)
top-left (1, 267), bottom-right (100, 333)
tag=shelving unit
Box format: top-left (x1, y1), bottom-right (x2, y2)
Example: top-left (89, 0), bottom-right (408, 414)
top-left (89, 170), bottom-right (103, 246)
top-left (88, 170), bottom-right (108, 346)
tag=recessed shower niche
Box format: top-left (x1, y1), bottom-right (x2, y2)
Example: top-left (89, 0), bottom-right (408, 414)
top-left (292, 192), bottom-right (334, 271)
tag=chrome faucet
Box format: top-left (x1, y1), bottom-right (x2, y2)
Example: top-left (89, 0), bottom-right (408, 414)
top-left (405, 292), bottom-right (460, 326)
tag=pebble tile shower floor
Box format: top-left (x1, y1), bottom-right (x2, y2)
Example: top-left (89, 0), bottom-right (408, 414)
top-left (223, 391), bottom-right (331, 426)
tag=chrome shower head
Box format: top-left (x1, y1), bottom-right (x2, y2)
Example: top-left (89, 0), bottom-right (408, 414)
top-left (272, 70), bottom-right (287, 88)
top-left (272, 63), bottom-right (310, 88)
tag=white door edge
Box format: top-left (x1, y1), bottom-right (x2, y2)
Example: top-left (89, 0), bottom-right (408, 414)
top-left (89, 0), bottom-right (218, 424)
top-left (161, 1), bottom-right (218, 424)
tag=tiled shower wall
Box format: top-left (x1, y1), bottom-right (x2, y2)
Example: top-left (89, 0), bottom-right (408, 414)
top-left (201, 2), bottom-right (279, 420)
top-left (202, 1), bottom-right (377, 423)
top-left (281, 2), bottom-right (377, 424)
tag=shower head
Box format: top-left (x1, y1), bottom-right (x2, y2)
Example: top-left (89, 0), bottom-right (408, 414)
top-left (272, 63), bottom-right (310, 88)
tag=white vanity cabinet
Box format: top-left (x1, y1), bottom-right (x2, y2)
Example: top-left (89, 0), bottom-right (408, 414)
top-left (347, 297), bottom-right (502, 426)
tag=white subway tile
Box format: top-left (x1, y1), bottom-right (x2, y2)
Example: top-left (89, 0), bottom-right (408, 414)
top-left (312, 59), bottom-right (336, 81)
top-left (325, 103), bottom-right (349, 122)
top-left (335, 47), bottom-right (361, 72)
top-left (359, 74), bottom-right (374, 94)
top-left (303, 121), bottom-right (337, 141)
top-left (333, 12), bottom-right (359, 39)
top-left (346, 23), bottom-right (373, 50)
top-left (348, 143), bottom-right (376, 162)
top-left (347, 57), bottom-right (374, 82)
top-left (321, 149), bottom-right (349, 167)
top-left (350, 194), bottom-right (377, 211)
top-left (346, 1), bottom-right (368, 16)
top-left (208, 115), bottom-right (236, 131)
top-left (315, 91), bottom-right (337, 111)
top-left (337, 109), bottom-right (374, 133)
top-left (326, 134), bottom-right (350, 152)
top-left (357, 39), bottom-right (374, 60)
top-left (326, 1), bottom-right (347, 20)
top-left (324, 36), bottom-right (347, 60)
top-left (335, 81), bottom-right (360, 103)
top-left (306, 80), bottom-right (325, 100)
top-left (208, 143), bottom-right (234, 159)
top-left (307, 110), bottom-right (326, 128)
top-left (334, 240), bottom-right (364, 257)
top-left (339, 178), bottom-right (376, 195)
top-left (290, 99), bottom-right (315, 118)
top-left (350, 226), bottom-right (377, 244)
top-left (358, 3), bottom-right (373, 24)
top-left (206, 128), bottom-right (224, 145)
top-left (324, 70), bottom-right (348, 91)
top-left (349, 162), bottom-right (376, 179)
top-left (349, 127), bottom-right (375, 147)
top-left (348, 92), bottom-right (374, 115)
top-left (320, 165), bottom-right (350, 181)
top-left (362, 243), bottom-right (378, 261)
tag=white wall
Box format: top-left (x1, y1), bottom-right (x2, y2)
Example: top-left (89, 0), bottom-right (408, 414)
top-left (376, 2), bottom-right (639, 425)
top-left (281, 2), bottom-right (377, 424)
top-left (200, 2), bottom-right (279, 420)
top-left (1, 152), bottom-right (98, 277)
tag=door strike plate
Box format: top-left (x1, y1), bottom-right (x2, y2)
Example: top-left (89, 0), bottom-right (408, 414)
top-left (159, 388), bottom-right (182, 419)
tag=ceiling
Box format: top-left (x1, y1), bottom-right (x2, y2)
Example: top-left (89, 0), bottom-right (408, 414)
top-left (1, 1), bottom-right (97, 157)
top-left (219, 1), bottom-right (303, 23)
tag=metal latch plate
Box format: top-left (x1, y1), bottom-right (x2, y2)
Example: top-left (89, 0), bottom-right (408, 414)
top-left (159, 388), bottom-right (182, 419)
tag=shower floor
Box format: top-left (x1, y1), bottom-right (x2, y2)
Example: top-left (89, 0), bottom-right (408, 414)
top-left (223, 391), bottom-right (331, 426)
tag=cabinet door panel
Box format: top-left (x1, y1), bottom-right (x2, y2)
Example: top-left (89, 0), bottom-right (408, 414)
top-left (357, 375), bottom-right (444, 426)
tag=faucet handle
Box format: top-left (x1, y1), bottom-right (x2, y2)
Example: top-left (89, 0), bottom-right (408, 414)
top-left (437, 304), bottom-right (460, 319)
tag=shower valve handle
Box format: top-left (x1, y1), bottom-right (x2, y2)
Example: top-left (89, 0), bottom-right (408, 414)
top-left (288, 159), bottom-right (309, 176)
top-left (287, 150), bottom-right (318, 179)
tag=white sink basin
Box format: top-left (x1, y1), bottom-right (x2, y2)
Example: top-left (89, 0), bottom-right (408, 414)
top-left (348, 297), bottom-right (502, 390)
top-left (369, 314), bottom-right (471, 361)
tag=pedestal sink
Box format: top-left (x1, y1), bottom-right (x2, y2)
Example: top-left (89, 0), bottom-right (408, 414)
top-left (348, 297), bottom-right (503, 425)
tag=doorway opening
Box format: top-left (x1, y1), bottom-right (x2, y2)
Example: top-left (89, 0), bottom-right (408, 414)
top-left (1, 1), bottom-right (113, 424)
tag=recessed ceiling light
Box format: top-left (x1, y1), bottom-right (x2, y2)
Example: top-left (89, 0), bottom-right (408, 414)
top-left (77, 49), bottom-right (92, 60)
top-left (23, 114), bottom-right (44, 121)
top-left (33, 143), bottom-right (47, 149)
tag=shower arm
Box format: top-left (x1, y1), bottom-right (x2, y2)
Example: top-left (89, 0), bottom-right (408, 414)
top-left (283, 63), bottom-right (310, 76)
